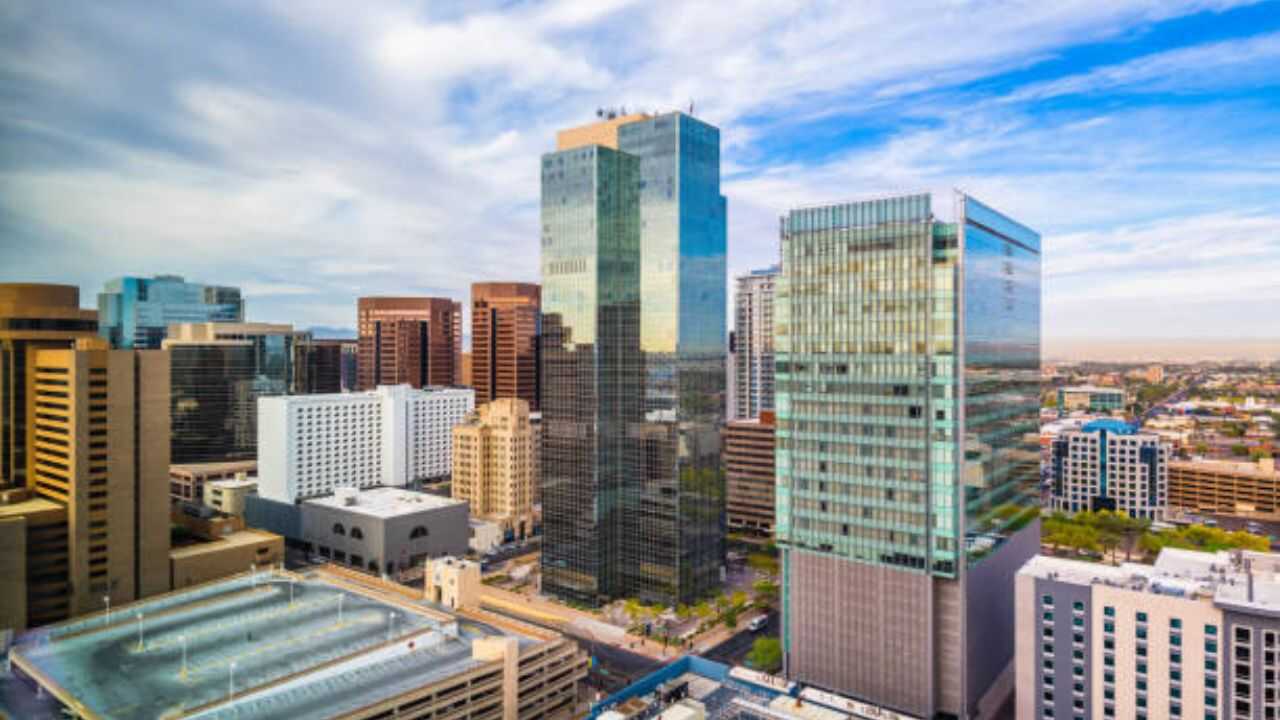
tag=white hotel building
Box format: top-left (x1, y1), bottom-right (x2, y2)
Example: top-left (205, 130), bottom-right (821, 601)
top-left (257, 385), bottom-right (474, 503)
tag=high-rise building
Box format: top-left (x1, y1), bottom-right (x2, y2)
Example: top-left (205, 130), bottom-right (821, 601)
top-left (97, 275), bottom-right (242, 349)
top-left (459, 351), bottom-right (473, 387)
top-left (452, 398), bottom-right (537, 540)
top-left (0, 485), bottom-right (68, 630)
top-left (1049, 419), bottom-right (1169, 519)
top-left (540, 110), bottom-right (727, 607)
top-left (256, 385), bottom-right (474, 503)
top-left (163, 322), bottom-right (311, 464)
top-left (471, 282), bottom-right (541, 411)
top-left (308, 339), bottom-right (351, 394)
top-left (27, 339), bottom-right (171, 619)
top-left (776, 193), bottom-right (1041, 718)
top-left (734, 265), bottom-right (779, 420)
top-left (1015, 548), bottom-right (1278, 720)
top-left (356, 297), bottom-right (461, 390)
top-left (725, 411), bottom-right (776, 535)
top-left (1, 284), bottom-right (99, 489)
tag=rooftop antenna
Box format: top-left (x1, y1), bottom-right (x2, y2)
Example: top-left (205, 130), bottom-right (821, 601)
top-left (689, 99), bottom-right (695, 115)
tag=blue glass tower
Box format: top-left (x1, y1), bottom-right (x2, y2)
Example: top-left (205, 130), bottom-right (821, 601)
top-left (98, 275), bottom-right (243, 349)
top-left (776, 192), bottom-right (1040, 717)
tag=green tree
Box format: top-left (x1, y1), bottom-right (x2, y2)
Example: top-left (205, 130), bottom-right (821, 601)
top-left (746, 637), bottom-right (783, 673)
top-left (752, 579), bottom-right (780, 607)
top-left (723, 606), bottom-right (740, 629)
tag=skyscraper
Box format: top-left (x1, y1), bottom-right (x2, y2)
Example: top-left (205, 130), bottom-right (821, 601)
top-left (356, 297), bottom-right (461, 390)
top-left (471, 282), bottom-right (540, 411)
top-left (27, 338), bottom-right (171, 618)
top-left (540, 110), bottom-right (727, 606)
top-left (97, 275), bottom-right (242, 349)
top-left (776, 193), bottom-right (1041, 718)
top-left (0, 284), bottom-right (99, 489)
top-left (452, 398), bottom-right (537, 540)
top-left (163, 322), bottom-right (309, 464)
top-left (734, 265), bottom-right (779, 419)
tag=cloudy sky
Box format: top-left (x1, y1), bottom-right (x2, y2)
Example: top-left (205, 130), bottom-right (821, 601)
top-left (2, 0), bottom-right (1278, 345)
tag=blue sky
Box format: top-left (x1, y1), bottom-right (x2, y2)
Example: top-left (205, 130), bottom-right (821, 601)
top-left (2, 0), bottom-right (1278, 345)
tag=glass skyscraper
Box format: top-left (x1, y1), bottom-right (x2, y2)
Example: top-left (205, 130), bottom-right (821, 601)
top-left (540, 111), bottom-right (727, 606)
top-left (98, 275), bottom-right (243, 349)
top-left (776, 192), bottom-right (1040, 718)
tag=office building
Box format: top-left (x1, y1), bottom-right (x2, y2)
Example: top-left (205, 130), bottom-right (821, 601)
top-left (164, 322), bottom-right (312, 464)
top-left (725, 411), bottom-right (776, 535)
top-left (27, 339), bottom-right (171, 619)
top-left (726, 331), bottom-right (738, 421)
top-left (1057, 385), bottom-right (1126, 415)
top-left (356, 297), bottom-right (461, 390)
top-left (302, 487), bottom-right (469, 574)
top-left (541, 110), bottom-right (726, 607)
top-left (307, 339), bottom-right (350, 394)
top-left (1015, 548), bottom-right (1280, 720)
top-left (2, 566), bottom-right (588, 719)
top-left (256, 385), bottom-right (474, 503)
top-left (0, 284), bottom-right (99, 489)
top-left (169, 459), bottom-right (257, 504)
top-left (776, 193), bottom-right (1041, 718)
top-left (460, 351), bottom-right (473, 386)
top-left (1169, 456), bottom-right (1280, 521)
top-left (471, 282), bottom-right (541, 411)
top-left (168, 503), bottom-right (283, 589)
top-left (452, 398), bottom-right (536, 540)
top-left (97, 275), bottom-right (242, 349)
top-left (0, 486), bottom-right (68, 630)
top-left (733, 265), bottom-right (779, 420)
top-left (1049, 419), bottom-right (1169, 519)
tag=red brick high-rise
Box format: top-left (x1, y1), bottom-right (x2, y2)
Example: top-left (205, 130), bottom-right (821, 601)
top-left (470, 282), bottom-right (540, 411)
top-left (356, 297), bottom-right (461, 390)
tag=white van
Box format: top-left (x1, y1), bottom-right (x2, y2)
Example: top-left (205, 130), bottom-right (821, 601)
top-left (748, 615), bottom-right (768, 632)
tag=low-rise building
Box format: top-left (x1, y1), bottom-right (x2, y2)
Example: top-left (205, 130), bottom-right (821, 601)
top-left (0, 487), bottom-right (68, 631)
top-left (257, 385), bottom-right (474, 503)
top-left (1169, 457), bottom-right (1280, 521)
top-left (169, 460), bottom-right (257, 504)
top-left (1049, 419), bottom-right (1169, 519)
top-left (170, 528), bottom-right (284, 590)
top-left (204, 476), bottom-right (259, 516)
top-left (301, 487), bottom-right (469, 576)
top-left (424, 556), bottom-right (482, 611)
top-left (724, 412), bottom-right (776, 534)
top-left (1016, 548), bottom-right (1280, 720)
top-left (1057, 385), bottom-right (1127, 415)
top-left (469, 518), bottom-right (504, 555)
top-left (2, 566), bottom-right (587, 719)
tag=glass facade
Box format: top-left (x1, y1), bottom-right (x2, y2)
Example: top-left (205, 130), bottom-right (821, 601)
top-left (540, 112), bottom-right (727, 606)
top-left (776, 193), bottom-right (1041, 687)
top-left (98, 275), bottom-right (243, 349)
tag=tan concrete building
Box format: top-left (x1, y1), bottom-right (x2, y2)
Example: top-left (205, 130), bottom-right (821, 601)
top-left (203, 475), bottom-right (258, 515)
top-left (170, 528), bottom-right (283, 590)
top-left (452, 398), bottom-right (536, 540)
top-left (0, 283), bottom-right (99, 489)
top-left (0, 486), bottom-right (68, 630)
top-left (1169, 456), bottom-right (1280, 520)
top-left (169, 459), bottom-right (257, 503)
top-left (471, 282), bottom-right (540, 411)
top-left (424, 556), bottom-right (482, 611)
top-left (725, 411), bottom-right (776, 535)
top-left (356, 297), bottom-right (462, 390)
top-left (27, 339), bottom-right (171, 617)
top-left (460, 350), bottom-right (473, 386)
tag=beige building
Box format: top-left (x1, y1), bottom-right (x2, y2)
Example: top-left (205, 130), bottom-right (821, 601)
top-left (0, 486), bottom-right (68, 630)
top-left (556, 111), bottom-right (651, 150)
top-left (169, 459), bottom-right (257, 503)
top-left (0, 283), bottom-right (99, 489)
top-left (452, 398), bottom-right (536, 539)
top-left (1169, 456), bottom-right (1280, 520)
top-left (203, 474), bottom-right (258, 515)
top-left (424, 555), bottom-right (482, 610)
top-left (27, 338), bottom-right (171, 618)
top-left (170, 527), bottom-right (283, 590)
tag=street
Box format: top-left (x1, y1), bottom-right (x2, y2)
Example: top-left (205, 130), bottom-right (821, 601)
top-left (701, 610), bottom-right (779, 667)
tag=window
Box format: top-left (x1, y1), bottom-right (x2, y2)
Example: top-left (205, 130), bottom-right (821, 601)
top-left (333, 523), bottom-right (345, 536)
top-left (350, 527), bottom-right (364, 540)
top-left (410, 525), bottom-right (429, 539)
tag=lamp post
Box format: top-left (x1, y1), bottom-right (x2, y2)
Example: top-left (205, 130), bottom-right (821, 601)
top-left (102, 595), bottom-right (111, 625)
top-left (135, 612), bottom-right (145, 652)
top-left (228, 660), bottom-right (237, 700)
top-left (179, 635), bottom-right (188, 680)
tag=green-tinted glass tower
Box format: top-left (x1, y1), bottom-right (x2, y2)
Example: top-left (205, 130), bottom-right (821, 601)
top-left (776, 192), bottom-right (1040, 718)
top-left (540, 111), bottom-right (727, 606)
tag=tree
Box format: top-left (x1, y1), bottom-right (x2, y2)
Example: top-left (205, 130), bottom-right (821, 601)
top-left (730, 591), bottom-right (749, 609)
top-left (723, 606), bottom-right (740, 629)
top-left (747, 637), bottom-right (783, 673)
top-left (752, 579), bottom-right (780, 607)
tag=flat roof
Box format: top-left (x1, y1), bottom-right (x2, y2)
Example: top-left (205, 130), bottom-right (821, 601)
top-left (206, 478), bottom-right (259, 490)
top-left (305, 487), bottom-right (465, 518)
top-left (0, 496), bottom-right (64, 521)
top-left (169, 530), bottom-right (281, 561)
top-left (170, 461), bottom-right (258, 475)
top-left (1060, 385), bottom-right (1125, 394)
top-left (4, 569), bottom-right (537, 720)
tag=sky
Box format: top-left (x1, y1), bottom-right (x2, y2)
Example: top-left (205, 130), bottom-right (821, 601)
top-left (2, 0), bottom-right (1279, 347)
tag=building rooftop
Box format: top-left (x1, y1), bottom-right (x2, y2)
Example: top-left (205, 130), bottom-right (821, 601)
top-left (1080, 419), bottom-right (1138, 435)
top-left (1169, 456), bottom-right (1278, 478)
top-left (169, 529), bottom-right (280, 561)
top-left (2, 568), bottom-right (538, 720)
top-left (206, 477), bottom-right (259, 491)
top-left (1061, 385), bottom-right (1125, 394)
top-left (170, 460), bottom-right (258, 476)
top-left (1021, 548), bottom-right (1280, 615)
top-left (305, 487), bottom-right (465, 519)
top-left (0, 494), bottom-right (64, 521)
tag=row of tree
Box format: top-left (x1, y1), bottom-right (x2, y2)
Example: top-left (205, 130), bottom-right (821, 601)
top-left (1042, 509), bottom-right (1268, 563)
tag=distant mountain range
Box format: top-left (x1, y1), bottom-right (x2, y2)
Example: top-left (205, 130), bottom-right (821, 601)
top-left (306, 325), bottom-right (356, 340)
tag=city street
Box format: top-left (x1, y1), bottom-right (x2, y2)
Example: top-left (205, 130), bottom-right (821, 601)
top-left (701, 610), bottom-right (779, 667)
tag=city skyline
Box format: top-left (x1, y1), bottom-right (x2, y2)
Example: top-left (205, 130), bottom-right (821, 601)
top-left (2, 2), bottom-right (1279, 344)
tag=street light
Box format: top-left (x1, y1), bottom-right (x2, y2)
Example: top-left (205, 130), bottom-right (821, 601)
top-left (102, 595), bottom-right (111, 625)
top-left (135, 612), bottom-right (145, 652)
top-left (228, 660), bottom-right (237, 699)
top-left (179, 635), bottom-right (188, 680)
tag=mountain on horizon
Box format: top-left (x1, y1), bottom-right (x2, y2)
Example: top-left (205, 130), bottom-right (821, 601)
top-left (307, 325), bottom-right (356, 340)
